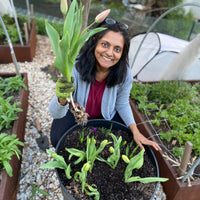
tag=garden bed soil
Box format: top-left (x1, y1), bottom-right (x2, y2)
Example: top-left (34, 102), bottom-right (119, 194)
top-left (0, 19), bottom-right (37, 63)
top-left (57, 124), bottom-right (159, 200)
top-left (0, 73), bottom-right (29, 200)
top-left (129, 98), bottom-right (200, 200)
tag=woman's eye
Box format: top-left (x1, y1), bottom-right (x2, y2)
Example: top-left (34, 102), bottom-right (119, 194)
top-left (102, 42), bottom-right (108, 47)
top-left (115, 47), bottom-right (121, 53)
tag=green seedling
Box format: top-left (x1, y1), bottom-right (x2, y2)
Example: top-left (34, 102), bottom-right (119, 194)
top-left (101, 124), bottom-right (113, 138)
top-left (67, 135), bottom-right (110, 193)
top-left (98, 133), bottom-right (122, 169)
top-left (0, 96), bottom-right (22, 131)
top-left (122, 150), bottom-right (168, 183)
top-left (0, 133), bottom-right (24, 177)
top-left (40, 149), bottom-right (72, 179)
top-left (30, 182), bottom-right (49, 200)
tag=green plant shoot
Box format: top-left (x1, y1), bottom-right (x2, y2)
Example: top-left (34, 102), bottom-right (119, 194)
top-left (40, 149), bottom-right (71, 179)
top-left (86, 136), bottom-right (111, 172)
top-left (74, 166), bottom-right (100, 200)
top-left (122, 150), bottom-right (168, 183)
top-left (105, 133), bottom-right (122, 169)
top-left (66, 147), bottom-right (85, 165)
top-left (30, 182), bottom-right (49, 200)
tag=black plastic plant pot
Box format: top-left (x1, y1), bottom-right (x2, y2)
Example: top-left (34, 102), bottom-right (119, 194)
top-left (55, 119), bottom-right (160, 200)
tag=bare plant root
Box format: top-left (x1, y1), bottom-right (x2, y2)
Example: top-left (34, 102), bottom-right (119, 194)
top-left (69, 103), bottom-right (89, 125)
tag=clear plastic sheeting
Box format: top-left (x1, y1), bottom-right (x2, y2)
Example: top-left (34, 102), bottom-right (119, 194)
top-left (0, 0), bottom-right (13, 17)
top-left (129, 32), bottom-right (200, 81)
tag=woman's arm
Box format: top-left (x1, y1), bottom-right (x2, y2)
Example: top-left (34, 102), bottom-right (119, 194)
top-left (129, 123), bottom-right (161, 151)
top-left (49, 94), bottom-right (69, 119)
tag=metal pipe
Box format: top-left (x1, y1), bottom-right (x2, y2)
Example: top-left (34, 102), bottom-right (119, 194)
top-left (130, 3), bottom-right (200, 72)
top-left (0, 16), bottom-right (21, 76)
top-left (10, 0), bottom-right (24, 45)
top-left (181, 156), bottom-right (200, 183)
top-left (26, 0), bottom-right (31, 30)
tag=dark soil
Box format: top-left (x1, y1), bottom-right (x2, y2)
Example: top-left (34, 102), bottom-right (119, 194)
top-left (41, 64), bottom-right (60, 82)
top-left (57, 126), bottom-right (158, 200)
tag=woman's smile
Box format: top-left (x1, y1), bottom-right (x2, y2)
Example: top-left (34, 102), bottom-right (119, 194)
top-left (102, 56), bottom-right (112, 61)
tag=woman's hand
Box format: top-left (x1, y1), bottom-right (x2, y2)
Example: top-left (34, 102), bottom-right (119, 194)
top-left (129, 124), bottom-right (161, 151)
top-left (56, 77), bottom-right (75, 100)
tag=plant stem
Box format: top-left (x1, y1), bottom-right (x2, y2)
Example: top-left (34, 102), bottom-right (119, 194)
top-left (70, 92), bottom-right (78, 112)
top-left (79, 21), bottom-right (96, 37)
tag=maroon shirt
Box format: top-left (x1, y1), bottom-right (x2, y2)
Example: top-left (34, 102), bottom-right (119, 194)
top-left (86, 79), bottom-right (106, 119)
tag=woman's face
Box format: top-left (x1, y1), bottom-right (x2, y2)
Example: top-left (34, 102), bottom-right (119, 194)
top-left (94, 30), bottom-right (124, 70)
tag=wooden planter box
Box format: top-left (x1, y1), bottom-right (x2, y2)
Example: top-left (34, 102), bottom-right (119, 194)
top-left (129, 97), bottom-right (200, 200)
top-left (0, 19), bottom-right (37, 63)
top-left (0, 73), bottom-right (29, 200)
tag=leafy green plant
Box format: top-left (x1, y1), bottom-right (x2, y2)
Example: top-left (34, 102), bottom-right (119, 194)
top-left (0, 133), bottom-right (24, 177)
top-left (0, 75), bottom-right (27, 95)
top-left (97, 133), bottom-right (122, 169)
top-left (0, 96), bottom-right (22, 131)
top-left (0, 14), bottom-right (27, 45)
top-left (122, 150), bottom-right (168, 183)
top-left (0, 75), bottom-right (27, 131)
top-left (130, 81), bottom-right (200, 158)
top-left (67, 136), bottom-right (111, 172)
top-left (40, 149), bottom-right (72, 179)
top-left (74, 166), bottom-right (100, 200)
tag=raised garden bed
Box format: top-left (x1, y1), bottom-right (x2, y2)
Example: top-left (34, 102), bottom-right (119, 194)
top-left (0, 19), bottom-right (37, 63)
top-left (0, 73), bottom-right (29, 200)
top-left (129, 80), bottom-right (200, 200)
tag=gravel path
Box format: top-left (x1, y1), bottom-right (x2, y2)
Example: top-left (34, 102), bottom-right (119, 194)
top-left (0, 35), bottom-right (63, 200)
top-left (0, 35), bottom-right (166, 200)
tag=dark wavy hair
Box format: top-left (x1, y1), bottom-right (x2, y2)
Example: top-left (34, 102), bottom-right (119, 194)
top-left (75, 20), bottom-right (130, 87)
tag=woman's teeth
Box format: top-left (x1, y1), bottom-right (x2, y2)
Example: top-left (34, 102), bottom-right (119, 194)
top-left (103, 56), bottom-right (111, 61)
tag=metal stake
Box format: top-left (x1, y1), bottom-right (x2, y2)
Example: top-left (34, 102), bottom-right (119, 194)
top-left (181, 156), bottom-right (200, 183)
top-left (30, 4), bottom-right (34, 20)
top-left (10, 0), bottom-right (24, 45)
top-left (178, 141), bottom-right (193, 177)
top-left (0, 16), bottom-right (21, 76)
top-left (24, 22), bottom-right (29, 44)
top-left (26, 0), bottom-right (31, 30)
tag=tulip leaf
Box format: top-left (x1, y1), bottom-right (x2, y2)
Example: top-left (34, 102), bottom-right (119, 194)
top-left (40, 161), bottom-right (66, 169)
top-left (45, 21), bottom-right (60, 56)
top-left (63, 0), bottom-right (76, 38)
top-left (69, 27), bottom-right (106, 63)
top-left (126, 176), bottom-right (169, 183)
top-left (124, 149), bottom-right (144, 180)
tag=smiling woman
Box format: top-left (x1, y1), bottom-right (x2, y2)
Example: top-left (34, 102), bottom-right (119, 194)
top-left (49, 17), bottom-right (161, 153)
